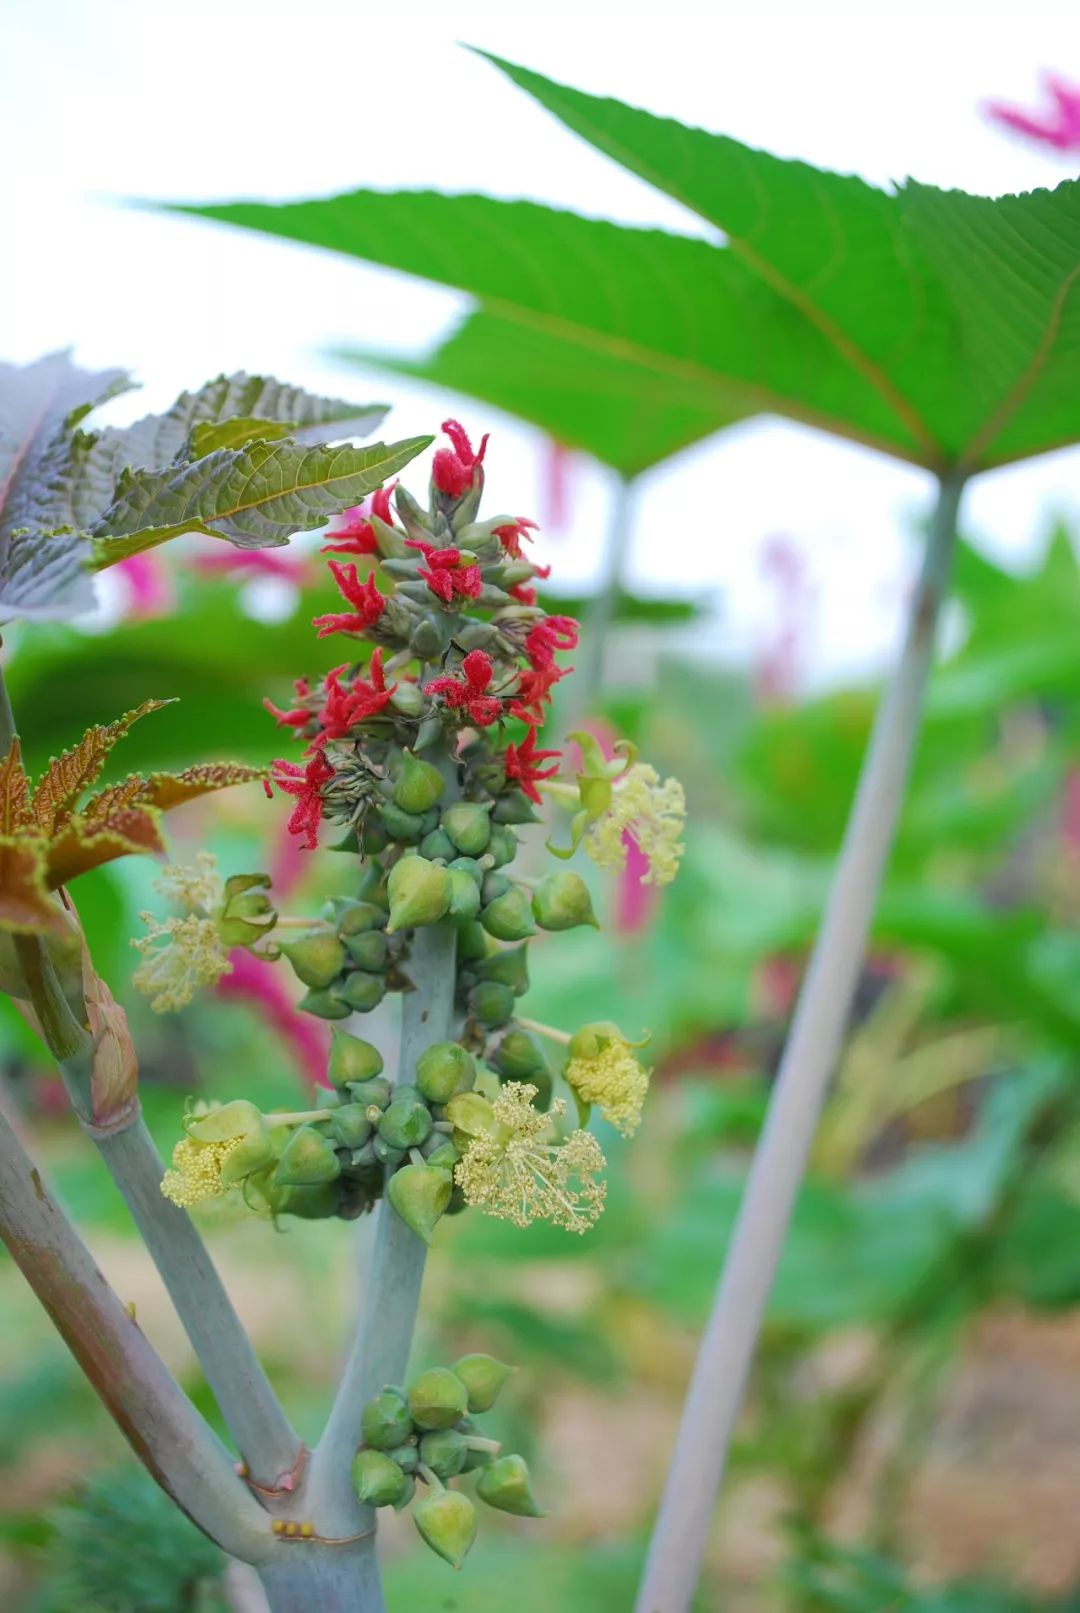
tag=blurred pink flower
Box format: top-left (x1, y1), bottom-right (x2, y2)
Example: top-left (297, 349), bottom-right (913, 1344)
top-left (114, 552), bottom-right (174, 618)
top-left (540, 440), bottom-right (573, 534)
top-left (190, 547), bottom-right (316, 583)
top-left (215, 948), bottom-right (330, 1091)
top-left (755, 532), bottom-right (811, 706)
top-left (985, 74), bottom-right (1080, 152)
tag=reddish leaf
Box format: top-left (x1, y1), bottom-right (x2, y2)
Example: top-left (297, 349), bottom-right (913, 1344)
top-left (0, 835), bottom-right (63, 932)
top-left (0, 740), bottom-right (32, 835)
top-left (137, 762), bottom-right (266, 812)
top-left (30, 699), bottom-right (171, 834)
top-left (46, 807), bottom-right (167, 887)
top-left (81, 772), bottom-right (156, 823)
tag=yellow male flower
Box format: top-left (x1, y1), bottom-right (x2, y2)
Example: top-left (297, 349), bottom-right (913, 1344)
top-left (454, 1082), bottom-right (606, 1234)
top-left (564, 1022), bottom-right (650, 1137)
top-left (132, 854), bottom-right (275, 1012)
top-left (545, 732), bottom-right (685, 888)
top-left (160, 1100), bottom-right (275, 1210)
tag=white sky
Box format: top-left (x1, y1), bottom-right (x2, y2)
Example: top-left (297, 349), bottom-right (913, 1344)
top-left (2, 0), bottom-right (1078, 685)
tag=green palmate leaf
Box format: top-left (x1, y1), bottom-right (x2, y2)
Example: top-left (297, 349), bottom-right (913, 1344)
top-left (91, 433), bottom-right (433, 561)
top-left (189, 416), bottom-right (297, 456)
top-left (338, 307), bottom-right (747, 477)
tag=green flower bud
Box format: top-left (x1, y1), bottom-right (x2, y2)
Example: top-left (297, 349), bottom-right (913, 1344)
top-left (419, 805), bottom-right (441, 834)
top-left (410, 617), bottom-right (444, 660)
top-left (274, 1182), bottom-right (340, 1220)
top-left (334, 900), bottom-right (387, 938)
top-left (419, 827), bottom-right (457, 862)
top-left (393, 752), bottom-right (446, 815)
top-left (361, 1387), bottom-right (414, 1451)
top-left (187, 1099), bottom-right (264, 1145)
top-left (329, 1103), bottom-right (373, 1150)
top-left (441, 802), bottom-right (492, 857)
top-left (387, 1441), bottom-right (419, 1475)
top-left (373, 1136), bottom-right (406, 1168)
top-left (452, 1354), bottom-right (515, 1414)
top-left (463, 1444), bottom-right (496, 1472)
top-left (360, 816), bottom-right (390, 855)
top-left (469, 981), bottom-right (515, 1028)
top-left (353, 1449), bottom-right (410, 1508)
top-left (414, 1486), bottom-right (477, 1569)
top-left (492, 791), bottom-right (541, 825)
top-left (327, 1025), bottom-right (386, 1090)
top-left (456, 920), bottom-right (488, 963)
top-left (297, 987), bottom-right (352, 1020)
top-left (531, 871), bottom-right (599, 932)
top-left (342, 931), bottom-right (389, 972)
top-left (387, 1163), bottom-right (452, 1243)
top-left (280, 932), bottom-right (347, 989)
top-left (444, 1091), bottom-right (495, 1140)
top-left (338, 971), bottom-right (387, 1013)
top-left (419, 1428), bottom-right (467, 1479)
top-left (273, 1125), bottom-right (341, 1188)
top-left (448, 855), bottom-right (483, 880)
top-left (386, 856), bottom-right (452, 934)
top-left (480, 872), bottom-right (511, 906)
top-left (416, 1042), bottom-right (476, 1104)
top-left (378, 1096), bottom-right (433, 1151)
top-left (378, 801), bottom-right (425, 843)
top-left (421, 1138), bottom-right (460, 1171)
top-left (481, 889), bottom-right (536, 942)
top-left (348, 1075), bottom-right (392, 1108)
top-left (490, 1029), bottom-right (548, 1083)
top-left (389, 681), bottom-right (426, 719)
top-left (218, 872), bottom-right (277, 948)
top-left (486, 825), bottom-right (519, 869)
top-left (348, 1140), bottom-right (378, 1171)
top-left (475, 1454), bottom-right (544, 1517)
top-left (446, 868), bottom-right (482, 919)
top-left (408, 1367), bottom-right (469, 1430)
top-left (354, 864), bottom-right (389, 906)
top-left (476, 945), bottom-right (529, 997)
top-left (567, 1019), bottom-right (633, 1061)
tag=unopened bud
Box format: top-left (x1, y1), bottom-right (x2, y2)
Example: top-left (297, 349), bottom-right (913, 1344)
top-left (485, 825), bottom-right (518, 869)
top-left (420, 827), bottom-right (457, 862)
top-left (531, 871), bottom-right (599, 932)
top-left (447, 868), bottom-right (482, 919)
top-left (274, 1182), bottom-right (340, 1220)
top-left (334, 900), bottom-right (387, 938)
top-left (441, 802), bottom-right (492, 857)
top-left (273, 1125), bottom-right (341, 1188)
top-left (348, 1075), bottom-right (392, 1109)
top-left (342, 931), bottom-right (388, 972)
top-left (469, 981), bottom-right (515, 1027)
top-left (453, 1354), bottom-right (515, 1414)
top-left (387, 1163), bottom-right (452, 1244)
top-left (297, 987), bottom-right (352, 1020)
top-left (338, 971), bottom-right (387, 1013)
top-left (387, 1441), bottom-right (420, 1475)
top-left (280, 931), bottom-right (347, 989)
top-left (414, 1485), bottom-right (477, 1569)
top-left (475, 1453), bottom-right (544, 1517)
top-left (476, 945), bottom-right (529, 996)
top-left (419, 1428), bottom-right (467, 1478)
top-left (481, 889), bottom-right (536, 942)
top-left (456, 919), bottom-right (488, 962)
top-left (490, 1029), bottom-right (548, 1083)
top-left (361, 1386), bottom-right (413, 1451)
top-left (389, 680), bottom-right (426, 719)
top-left (492, 791), bottom-right (540, 825)
top-left (416, 1042), bottom-right (476, 1104)
top-left (329, 1103), bottom-right (373, 1150)
top-left (378, 1095), bottom-right (433, 1151)
top-left (353, 1448), bottom-right (410, 1508)
top-left (386, 856), bottom-right (452, 933)
top-left (393, 752), bottom-right (446, 815)
top-left (377, 801), bottom-right (425, 843)
top-left (408, 1367), bottom-right (469, 1430)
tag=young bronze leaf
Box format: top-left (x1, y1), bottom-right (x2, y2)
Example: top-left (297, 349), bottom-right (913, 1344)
top-left (80, 773), bottom-right (156, 824)
top-left (31, 699), bottom-right (172, 834)
top-left (0, 739), bottom-right (32, 835)
top-left (136, 762), bottom-right (266, 812)
top-left (0, 835), bottom-right (63, 933)
top-left (46, 808), bottom-right (167, 888)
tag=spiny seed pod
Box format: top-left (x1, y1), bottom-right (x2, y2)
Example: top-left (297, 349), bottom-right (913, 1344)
top-left (490, 1029), bottom-right (548, 1083)
top-left (378, 801), bottom-right (425, 843)
top-left (481, 889), bottom-right (536, 942)
top-left (456, 921), bottom-right (488, 963)
top-left (329, 1104), bottom-right (373, 1150)
top-left (361, 1387), bottom-right (414, 1451)
top-left (373, 1136), bottom-right (406, 1168)
top-left (444, 1091), bottom-right (495, 1140)
top-left (352, 1448), bottom-right (410, 1508)
top-left (280, 932), bottom-right (347, 989)
top-left (342, 931), bottom-right (389, 972)
top-left (419, 1428), bottom-right (467, 1479)
top-left (531, 871), bottom-right (599, 932)
top-left (492, 790), bottom-right (540, 825)
top-left (475, 1454), bottom-right (544, 1517)
top-left (416, 1042), bottom-right (476, 1105)
top-left (378, 1096), bottom-right (433, 1151)
top-left (420, 827), bottom-right (457, 862)
top-left (348, 1074), bottom-right (392, 1109)
top-left (393, 752), bottom-right (446, 815)
top-left (333, 900), bottom-right (387, 938)
top-left (389, 681), bottom-right (426, 719)
top-left (469, 981), bottom-right (515, 1027)
top-left (386, 856), bottom-right (452, 934)
top-left (385, 1161), bottom-right (451, 1245)
top-left (446, 868), bottom-right (482, 919)
top-left (414, 1485), bottom-right (477, 1569)
top-left (338, 971), bottom-right (387, 1013)
top-left (408, 1367), bottom-right (469, 1430)
top-left (486, 825), bottom-right (519, 869)
top-left (475, 945), bottom-right (529, 996)
top-left (273, 1125), bottom-right (341, 1188)
top-left (453, 1354), bottom-right (515, 1414)
top-left (441, 802), bottom-right (492, 857)
top-left (387, 1441), bottom-right (420, 1475)
top-left (297, 987), bottom-right (351, 1021)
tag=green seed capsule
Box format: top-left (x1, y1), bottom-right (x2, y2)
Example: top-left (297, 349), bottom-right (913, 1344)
top-left (387, 1163), bottom-right (452, 1244)
top-left (329, 1103), bottom-right (373, 1150)
top-left (475, 1454), bottom-right (544, 1516)
top-left (475, 945), bottom-right (529, 996)
top-left (452, 1354), bottom-right (515, 1414)
top-left (338, 971), bottom-right (387, 1013)
top-left (334, 900), bottom-right (387, 938)
top-left (327, 1030), bottom-right (384, 1087)
top-left (392, 752), bottom-right (446, 815)
top-left (469, 981), bottom-right (515, 1028)
top-left (378, 801), bottom-right (425, 843)
top-left (419, 828), bottom-right (457, 862)
top-left (347, 1075), bottom-right (392, 1109)
top-left (343, 931), bottom-right (389, 972)
top-left (353, 1448), bottom-right (410, 1508)
top-left (387, 1441), bottom-right (419, 1475)
top-left (386, 856), bottom-right (452, 934)
top-left (485, 824), bottom-right (518, 869)
top-left (490, 1029), bottom-right (549, 1083)
top-left (419, 1428), bottom-right (467, 1479)
top-left (456, 920), bottom-right (488, 963)
top-left (360, 1388), bottom-right (414, 1451)
top-left (531, 871), bottom-right (599, 932)
top-left (280, 932), bottom-right (347, 989)
top-left (408, 1367), bottom-right (469, 1430)
top-left (378, 1096), bottom-right (433, 1151)
top-left (415, 1042), bottom-right (476, 1104)
top-left (414, 1486), bottom-right (477, 1569)
top-left (297, 987), bottom-right (352, 1021)
top-left (481, 888), bottom-right (536, 942)
top-left (446, 868), bottom-right (482, 919)
top-left (441, 801), bottom-right (492, 857)
top-left (273, 1125), bottom-right (342, 1188)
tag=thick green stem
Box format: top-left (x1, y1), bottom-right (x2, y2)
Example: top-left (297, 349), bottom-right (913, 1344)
top-left (258, 1542), bottom-right (380, 1613)
top-left (635, 475), bottom-right (964, 1613)
top-left (0, 1101), bottom-right (270, 1563)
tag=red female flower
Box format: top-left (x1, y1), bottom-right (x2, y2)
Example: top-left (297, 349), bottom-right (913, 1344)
top-left (432, 419), bottom-right (489, 499)
top-left (525, 613), bottom-right (579, 671)
top-left (321, 485), bottom-right (397, 557)
top-left (425, 650), bottom-right (503, 727)
top-left (264, 676), bottom-right (313, 733)
top-left (509, 561), bottom-right (551, 607)
top-left (312, 561), bottom-right (386, 637)
top-left (508, 662), bottom-right (570, 724)
top-left (313, 649), bottom-right (395, 745)
top-left (268, 751), bottom-right (334, 850)
top-left (503, 726), bottom-right (561, 804)
top-left (493, 516), bottom-right (538, 560)
top-left (405, 539), bottom-right (484, 604)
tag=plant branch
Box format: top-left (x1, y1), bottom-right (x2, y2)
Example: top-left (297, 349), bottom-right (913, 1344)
top-left (0, 1099), bottom-right (271, 1563)
top-left (635, 473), bottom-right (965, 1613)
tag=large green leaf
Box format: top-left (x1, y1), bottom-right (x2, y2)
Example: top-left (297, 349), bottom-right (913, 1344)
top-left (91, 434), bottom-right (433, 560)
top-left (338, 307), bottom-right (747, 476)
top-left (176, 57), bottom-right (1080, 473)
